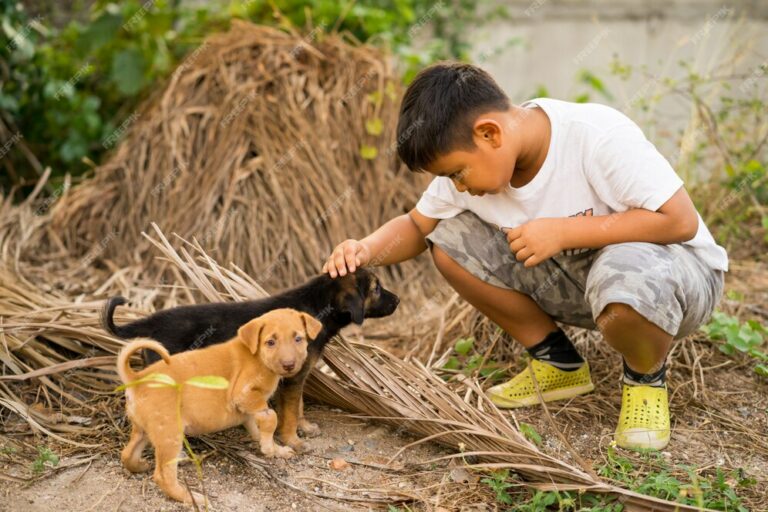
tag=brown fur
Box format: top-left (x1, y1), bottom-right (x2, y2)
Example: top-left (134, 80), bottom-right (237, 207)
top-left (117, 308), bottom-right (322, 503)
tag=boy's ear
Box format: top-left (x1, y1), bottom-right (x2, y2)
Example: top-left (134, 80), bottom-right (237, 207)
top-left (341, 293), bottom-right (365, 325)
top-left (238, 318), bottom-right (265, 355)
top-left (299, 312), bottom-right (323, 341)
top-left (474, 118), bottom-right (502, 148)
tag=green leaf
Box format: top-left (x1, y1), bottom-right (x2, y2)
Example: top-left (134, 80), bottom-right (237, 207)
top-left (185, 375), bottom-right (229, 389)
top-left (578, 70), bottom-right (614, 100)
top-left (110, 48), bottom-right (146, 95)
top-left (79, 12), bottom-right (123, 51)
top-left (454, 337), bottom-right (474, 356)
top-left (360, 144), bottom-right (378, 160)
top-left (143, 372), bottom-right (178, 388)
top-left (115, 372), bottom-right (177, 391)
top-left (755, 364), bottom-right (768, 377)
top-left (442, 356), bottom-right (460, 370)
top-left (384, 81), bottom-right (397, 101)
top-left (366, 91), bottom-right (382, 105)
top-left (519, 422), bottom-right (542, 446)
top-left (365, 117), bottom-right (383, 136)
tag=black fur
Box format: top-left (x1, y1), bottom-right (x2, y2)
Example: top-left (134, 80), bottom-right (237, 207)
top-left (102, 268), bottom-right (399, 363)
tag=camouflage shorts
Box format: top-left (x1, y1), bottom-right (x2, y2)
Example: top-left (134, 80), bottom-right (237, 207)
top-left (425, 211), bottom-right (725, 339)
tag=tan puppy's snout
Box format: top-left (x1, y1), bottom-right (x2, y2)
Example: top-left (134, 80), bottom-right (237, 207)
top-left (281, 359), bottom-right (296, 373)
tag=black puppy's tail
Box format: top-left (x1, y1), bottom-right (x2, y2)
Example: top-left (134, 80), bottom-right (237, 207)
top-left (102, 296), bottom-right (142, 339)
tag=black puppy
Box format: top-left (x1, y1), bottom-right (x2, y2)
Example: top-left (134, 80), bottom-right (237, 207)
top-left (102, 268), bottom-right (399, 451)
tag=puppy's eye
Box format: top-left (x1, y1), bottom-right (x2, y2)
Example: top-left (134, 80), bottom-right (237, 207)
top-left (265, 339), bottom-right (276, 347)
top-left (294, 335), bottom-right (303, 343)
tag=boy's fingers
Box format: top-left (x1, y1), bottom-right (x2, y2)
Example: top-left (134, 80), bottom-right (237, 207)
top-left (504, 226), bottom-right (522, 242)
top-left (514, 247), bottom-right (533, 262)
top-left (344, 246), bottom-right (357, 272)
top-left (524, 255), bottom-right (539, 268)
top-left (333, 250), bottom-right (348, 276)
top-left (508, 239), bottom-right (525, 253)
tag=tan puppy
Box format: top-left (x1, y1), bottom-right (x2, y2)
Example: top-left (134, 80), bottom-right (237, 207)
top-left (117, 308), bottom-right (322, 503)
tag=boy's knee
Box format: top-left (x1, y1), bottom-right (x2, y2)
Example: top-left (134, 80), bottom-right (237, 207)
top-left (430, 244), bottom-right (452, 270)
top-left (596, 302), bottom-right (637, 332)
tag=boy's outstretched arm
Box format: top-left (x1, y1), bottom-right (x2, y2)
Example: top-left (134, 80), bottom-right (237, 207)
top-left (322, 209), bottom-right (438, 277)
top-left (505, 187), bottom-right (699, 268)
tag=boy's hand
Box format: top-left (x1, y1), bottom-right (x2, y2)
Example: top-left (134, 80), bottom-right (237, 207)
top-left (503, 218), bottom-right (565, 268)
top-left (322, 239), bottom-right (371, 278)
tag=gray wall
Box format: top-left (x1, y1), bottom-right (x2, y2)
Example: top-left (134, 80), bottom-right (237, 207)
top-left (462, 0), bottom-right (768, 181)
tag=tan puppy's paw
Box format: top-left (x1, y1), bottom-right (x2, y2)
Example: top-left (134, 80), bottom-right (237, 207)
top-left (283, 435), bottom-right (310, 453)
top-left (298, 418), bottom-right (321, 437)
top-left (188, 490), bottom-right (207, 507)
top-left (274, 445), bottom-right (296, 459)
top-left (128, 459), bottom-right (151, 473)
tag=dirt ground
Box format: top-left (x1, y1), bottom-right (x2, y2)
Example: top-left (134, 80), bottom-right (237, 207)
top-left (1, 404), bottom-right (463, 512)
top-left (1, 262), bottom-right (767, 511)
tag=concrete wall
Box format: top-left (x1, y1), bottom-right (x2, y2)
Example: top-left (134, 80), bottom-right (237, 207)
top-left (461, 0), bottom-right (768, 180)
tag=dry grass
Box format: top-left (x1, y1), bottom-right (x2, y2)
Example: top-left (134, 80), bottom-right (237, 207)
top-left (0, 20), bottom-right (766, 511)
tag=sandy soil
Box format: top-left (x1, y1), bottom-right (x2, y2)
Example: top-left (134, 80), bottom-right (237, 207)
top-left (1, 405), bottom-right (463, 512)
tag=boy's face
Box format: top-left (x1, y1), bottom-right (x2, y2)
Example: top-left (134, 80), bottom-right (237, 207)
top-left (423, 116), bottom-right (516, 196)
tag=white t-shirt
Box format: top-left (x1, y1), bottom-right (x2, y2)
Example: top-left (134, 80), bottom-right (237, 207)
top-left (415, 98), bottom-right (729, 272)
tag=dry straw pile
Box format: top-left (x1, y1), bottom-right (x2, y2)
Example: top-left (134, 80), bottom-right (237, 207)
top-left (0, 22), bottom-right (716, 510)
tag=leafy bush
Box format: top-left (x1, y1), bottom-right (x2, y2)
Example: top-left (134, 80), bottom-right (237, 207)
top-left (0, 0), bottom-right (486, 199)
top-left (700, 310), bottom-right (768, 377)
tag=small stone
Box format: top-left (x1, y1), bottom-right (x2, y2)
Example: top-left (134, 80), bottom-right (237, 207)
top-left (347, 439), bottom-right (355, 446)
top-left (449, 467), bottom-right (478, 484)
top-left (339, 444), bottom-right (354, 452)
top-left (398, 481), bottom-right (407, 488)
top-left (329, 458), bottom-right (349, 471)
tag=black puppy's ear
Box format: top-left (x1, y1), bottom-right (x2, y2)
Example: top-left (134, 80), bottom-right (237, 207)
top-left (341, 294), bottom-right (365, 325)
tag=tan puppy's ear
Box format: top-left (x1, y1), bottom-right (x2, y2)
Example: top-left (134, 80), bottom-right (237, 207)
top-left (238, 318), bottom-right (265, 355)
top-left (299, 312), bottom-right (323, 341)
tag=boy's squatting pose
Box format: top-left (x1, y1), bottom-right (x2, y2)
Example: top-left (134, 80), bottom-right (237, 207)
top-left (322, 63), bottom-right (727, 451)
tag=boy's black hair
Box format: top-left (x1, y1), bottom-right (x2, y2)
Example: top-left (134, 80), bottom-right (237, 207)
top-left (396, 62), bottom-right (510, 172)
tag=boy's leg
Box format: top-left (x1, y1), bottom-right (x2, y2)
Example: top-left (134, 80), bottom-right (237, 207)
top-left (586, 242), bottom-right (725, 451)
top-left (426, 211), bottom-right (598, 407)
top-left (431, 245), bottom-right (557, 347)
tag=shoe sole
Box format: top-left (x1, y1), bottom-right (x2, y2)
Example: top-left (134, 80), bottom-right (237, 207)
top-left (487, 382), bottom-right (595, 409)
top-left (615, 428), bottom-right (670, 451)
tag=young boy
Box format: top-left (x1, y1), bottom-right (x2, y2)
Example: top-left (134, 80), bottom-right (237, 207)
top-left (322, 63), bottom-right (727, 451)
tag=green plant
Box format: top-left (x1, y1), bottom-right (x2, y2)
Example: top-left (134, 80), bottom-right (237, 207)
top-left (597, 444), bottom-right (636, 486)
top-left (700, 310), bottom-right (768, 376)
top-left (518, 422), bottom-right (543, 447)
top-left (31, 446), bottom-right (59, 473)
top-left (0, 445), bottom-right (17, 456)
top-left (480, 469), bottom-right (515, 505)
top-left (441, 336), bottom-right (506, 382)
top-left (116, 372), bottom-right (229, 510)
top-left (479, 470), bottom-right (625, 512)
top-left (1, 0), bottom-right (495, 199)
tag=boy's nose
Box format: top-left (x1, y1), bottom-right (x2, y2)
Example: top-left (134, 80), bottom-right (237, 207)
top-left (455, 182), bottom-right (467, 192)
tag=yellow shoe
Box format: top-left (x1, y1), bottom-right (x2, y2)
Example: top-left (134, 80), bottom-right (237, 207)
top-left (485, 359), bottom-right (594, 408)
top-left (615, 383), bottom-right (670, 451)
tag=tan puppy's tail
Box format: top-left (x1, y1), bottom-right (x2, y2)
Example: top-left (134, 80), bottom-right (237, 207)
top-left (117, 339), bottom-right (171, 383)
